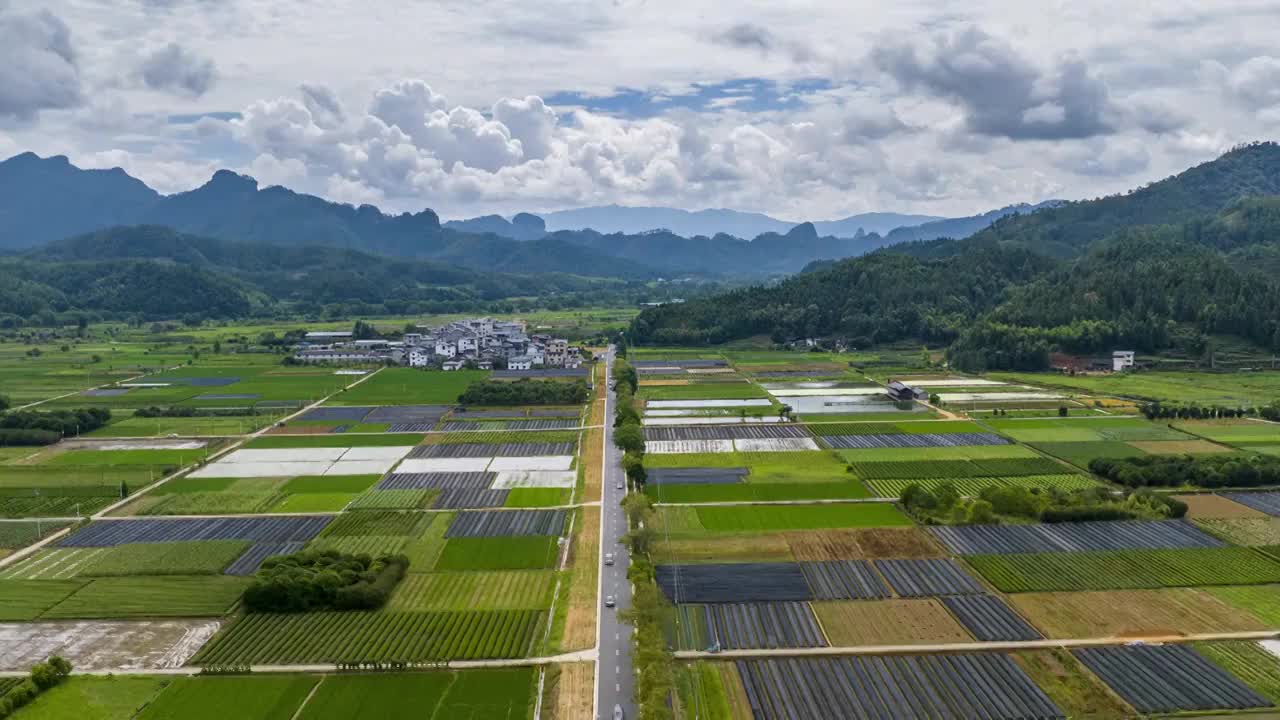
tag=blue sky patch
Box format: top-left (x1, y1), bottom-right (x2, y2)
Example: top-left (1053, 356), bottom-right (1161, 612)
top-left (546, 77), bottom-right (834, 118)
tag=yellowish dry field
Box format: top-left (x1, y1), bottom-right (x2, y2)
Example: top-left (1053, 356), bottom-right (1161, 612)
top-left (652, 533), bottom-right (794, 564)
top-left (548, 662), bottom-right (594, 720)
top-left (1011, 588), bottom-right (1268, 638)
top-left (1175, 493), bottom-right (1267, 519)
top-left (562, 507), bottom-right (599, 651)
top-left (786, 528), bottom-right (944, 560)
top-left (1194, 518), bottom-right (1280, 546)
top-left (814, 599), bottom-right (973, 646)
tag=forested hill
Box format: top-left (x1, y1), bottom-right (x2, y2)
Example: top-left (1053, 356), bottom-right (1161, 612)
top-left (905, 142), bottom-right (1280, 260)
top-left (632, 191), bottom-right (1280, 369)
top-left (0, 226), bottom-right (636, 323)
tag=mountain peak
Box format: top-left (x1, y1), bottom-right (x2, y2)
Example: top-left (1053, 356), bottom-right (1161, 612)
top-left (203, 169), bottom-right (259, 193)
top-left (785, 222), bottom-right (819, 242)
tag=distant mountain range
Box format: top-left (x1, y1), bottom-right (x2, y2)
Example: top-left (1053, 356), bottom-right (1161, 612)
top-left (447, 205), bottom-right (947, 240)
top-left (541, 206), bottom-right (944, 239)
top-left (0, 151), bottom-right (1055, 280)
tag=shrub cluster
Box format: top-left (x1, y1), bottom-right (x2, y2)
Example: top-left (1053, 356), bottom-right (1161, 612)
top-left (0, 407), bottom-right (110, 440)
top-left (457, 379), bottom-right (589, 406)
top-left (621, 554), bottom-right (675, 720)
top-left (0, 656), bottom-right (72, 718)
top-left (613, 358), bottom-right (645, 486)
top-left (135, 406), bottom-right (261, 418)
top-left (0, 428), bottom-right (61, 447)
top-left (242, 550), bottom-right (409, 613)
top-left (1090, 454), bottom-right (1280, 489)
top-left (900, 482), bottom-right (1186, 525)
top-left (1140, 402), bottom-right (1275, 421)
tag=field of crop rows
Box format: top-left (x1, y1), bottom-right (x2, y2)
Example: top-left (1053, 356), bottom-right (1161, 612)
top-left (223, 541), bottom-right (306, 575)
top-left (428, 488), bottom-right (505, 509)
top-left (438, 419), bottom-right (578, 431)
top-left (685, 602), bottom-right (827, 650)
top-left (735, 654), bottom-right (1063, 720)
top-left (930, 519), bottom-right (1224, 555)
top-left (4, 540), bottom-right (250, 579)
top-left (873, 559), bottom-right (986, 597)
top-left (646, 467), bottom-right (749, 485)
top-left (299, 406), bottom-right (376, 422)
top-left (941, 595), bottom-right (1041, 641)
top-left (444, 509), bottom-right (566, 537)
top-left (643, 425), bottom-right (810, 441)
top-left (800, 561), bottom-right (891, 600)
top-left (658, 563), bottom-right (812, 604)
top-left (866, 474), bottom-right (1098, 497)
top-left (1225, 492), bottom-right (1280, 516)
top-left (657, 559), bottom-right (987, 603)
top-left (821, 432), bottom-right (1009, 449)
top-left (849, 457), bottom-right (1067, 479)
top-left (378, 472), bottom-right (493, 490)
top-left (59, 516), bottom-right (332, 547)
top-left (364, 405), bottom-right (452, 423)
top-left (1074, 645), bottom-right (1272, 714)
top-left (969, 547), bottom-right (1280, 592)
top-left (193, 609), bottom-right (544, 664)
top-left (411, 442), bottom-right (575, 458)
top-left (0, 520), bottom-right (69, 548)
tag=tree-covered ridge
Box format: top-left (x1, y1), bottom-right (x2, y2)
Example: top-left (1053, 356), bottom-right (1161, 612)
top-left (0, 226), bottom-right (650, 323)
top-left (630, 245), bottom-right (1055, 346)
top-left (907, 141), bottom-right (1280, 260)
top-left (633, 188), bottom-right (1280, 368)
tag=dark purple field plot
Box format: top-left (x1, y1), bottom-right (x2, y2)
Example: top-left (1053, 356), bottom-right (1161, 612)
top-left (410, 442), bottom-right (574, 459)
top-left (300, 406), bottom-right (375, 423)
top-left (60, 516), bottom-right (332, 547)
top-left (444, 509), bottom-right (566, 537)
top-left (432, 488), bottom-right (510, 509)
top-left (701, 602), bottom-right (827, 650)
top-left (1223, 491), bottom-right (1280, 516)
top-left (1074, 645), bottom-right (1273, 714)
top-left (364, 405), bottom-right (452, 424)
top-left (800, 560), bottom-right (891, 600)
top-left (656, 563), bottom-right (811, 604)
top-left (378, 472), bottom-right (495, 490)
top-left (930, 519), bottom-right (1225, 555)
top-left (224, 541), bottom-right (307, 576)
top-left (822, 432), bottom-right (1009, 449)
top-left (646, 468), bottom-right (748, 485)
top-left (942, 595), bottom-right (1042, 641)
top-left (643, 425), bottom-right (810, 442)
top-left (737, 653), bottom-right (1064, 720)
top-left (874, 558), bottom-right (986, 597)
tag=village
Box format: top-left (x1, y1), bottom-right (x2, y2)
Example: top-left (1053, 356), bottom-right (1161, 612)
top-left (291, 317), bottom-right (588, 371)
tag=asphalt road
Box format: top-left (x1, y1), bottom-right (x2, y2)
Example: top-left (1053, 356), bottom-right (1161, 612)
top-left (596, 347), bottom-right (637, 720)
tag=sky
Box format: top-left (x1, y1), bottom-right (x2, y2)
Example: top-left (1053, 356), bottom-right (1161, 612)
top-left (1, 0), bottom-right (1278, 221)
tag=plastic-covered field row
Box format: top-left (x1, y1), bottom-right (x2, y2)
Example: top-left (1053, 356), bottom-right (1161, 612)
top-left (444, 509), bottom-right (567, 538)
top-left (643, 425), bottom-right (811, 441)
top-left (656, 559), bottom-right (985, 604)
top-left (736, 653), bottom-right (1063, 720)
top-left (822, 432), bottom-right (1009, 449)
top-left (60, 516), bottom-right (332, 547)
top-left (1074, 644), bottom-right (1272, 714)
top-left (931, 519), bottom-right (1224, 555)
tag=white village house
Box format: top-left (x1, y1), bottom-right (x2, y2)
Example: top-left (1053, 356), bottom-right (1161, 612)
top-left (295, 317), bottom-right (582, 370)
